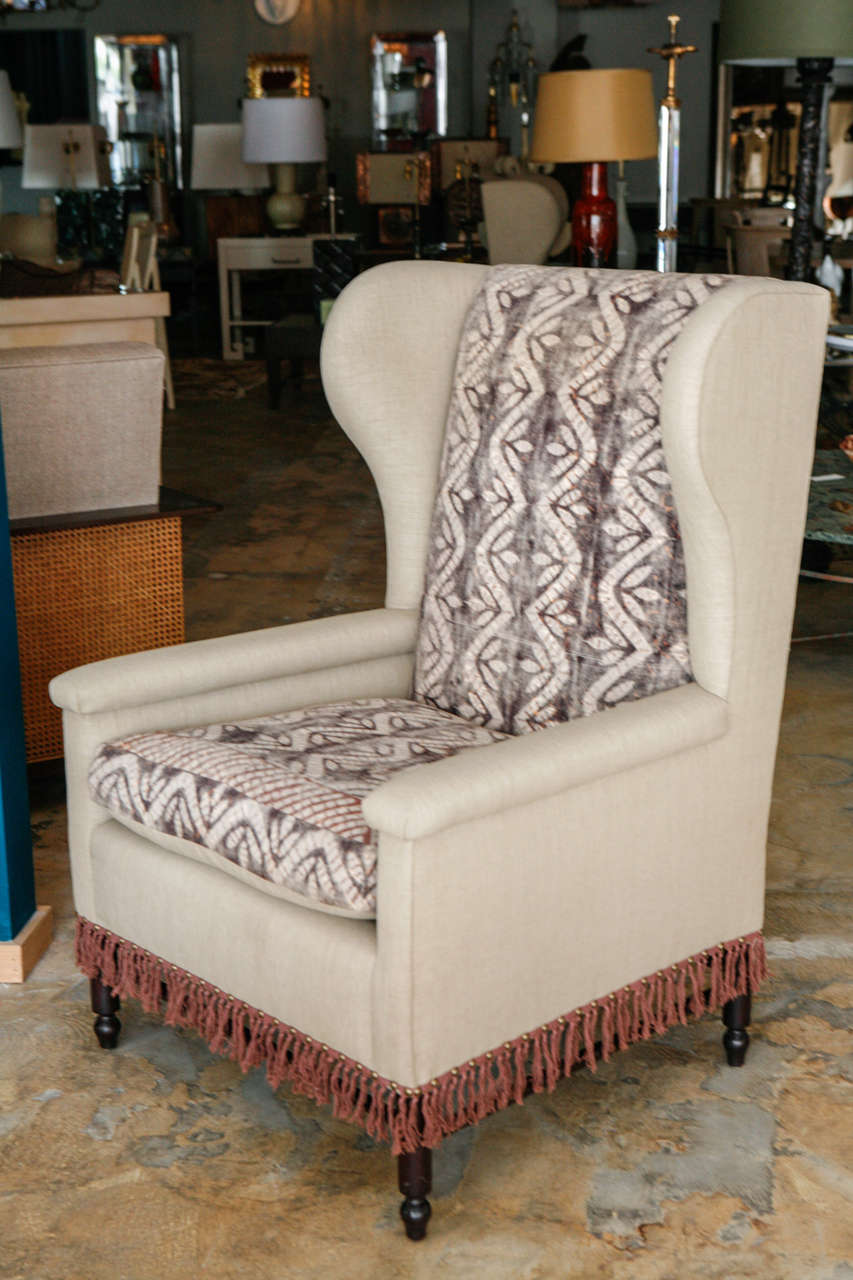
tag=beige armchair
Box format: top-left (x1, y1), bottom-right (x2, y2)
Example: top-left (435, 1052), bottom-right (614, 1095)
top-left (50, 263), bottom-right (827, 1240)
top-left (481, 175), bottom-right (570, 264)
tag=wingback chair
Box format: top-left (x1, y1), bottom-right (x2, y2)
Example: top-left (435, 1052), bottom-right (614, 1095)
top-left (50, 263), bottom-right (828, 1240)
top-left (481, 176), bottom-right (570, 264)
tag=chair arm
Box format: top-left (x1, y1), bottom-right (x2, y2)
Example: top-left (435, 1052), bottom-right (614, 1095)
top-left (363, 683), bottom-right (728, 840)
top-left (49, 607), bottom-right (419, 716)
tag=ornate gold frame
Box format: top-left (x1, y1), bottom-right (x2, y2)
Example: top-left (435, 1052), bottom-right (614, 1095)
top-left (246, 53), bottom-right (311, 99)
top-left (356, 152), bottom-right (432, 206)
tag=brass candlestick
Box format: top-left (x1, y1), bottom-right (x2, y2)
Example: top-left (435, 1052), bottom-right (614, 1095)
top-left (648, 15), bottom-right (697, 271)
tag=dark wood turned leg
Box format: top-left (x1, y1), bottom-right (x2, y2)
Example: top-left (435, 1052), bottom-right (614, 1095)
top-left (266, 355), bottom-right (282, 410)
top-left (722, 993), bottom-right (751, 1067)
top-left (398, 1146), bottom-right (432, 1241)
top-left (90, 976), bottom-right (121, 1050)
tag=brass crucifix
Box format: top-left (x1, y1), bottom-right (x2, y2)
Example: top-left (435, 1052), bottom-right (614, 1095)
top-left (648, 14), bottom-right (697, 110)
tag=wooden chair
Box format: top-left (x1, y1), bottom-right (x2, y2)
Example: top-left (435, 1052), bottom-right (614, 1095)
top-left (725, 224), bottom-right (791, 276)
top-left (120, 222), bottom-right (175, 410)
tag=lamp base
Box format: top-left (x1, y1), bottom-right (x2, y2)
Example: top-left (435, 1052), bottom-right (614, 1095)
top-left (615, 173), bottom-right (637, 270)
top-left (788, 57), bottom-right (834, 282)
top-left (267, 162), bottom-right (305, 232)
top-left (573, 162), bottom-right (617, 269)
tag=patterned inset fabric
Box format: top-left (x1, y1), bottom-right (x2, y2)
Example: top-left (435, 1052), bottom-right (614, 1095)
top-left (413, 266), bottom-right (730, 735)
top-left (89, 698), bottom-right (508, 916)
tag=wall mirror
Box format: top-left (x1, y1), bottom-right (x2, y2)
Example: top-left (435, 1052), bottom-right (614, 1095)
top-left (715, 62), bottom-right (853, 210)
top-left (245, 52), bottom-right (311, 99)
top-left (94, 34), bottom-right (184, 188)
top-left (370, 31), bottom-right (447, 151)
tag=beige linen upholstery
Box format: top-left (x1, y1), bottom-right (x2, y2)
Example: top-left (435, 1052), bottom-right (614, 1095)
top-left (481, 177), bottom-right (568, 264)
top-left (0, 342), bottom-right (164, 519)
top-left (52, 265), bottom-right (827, 1097)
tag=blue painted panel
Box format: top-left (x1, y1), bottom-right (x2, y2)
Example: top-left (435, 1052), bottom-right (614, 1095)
top-left (0, 416), bottom-right (35, 942)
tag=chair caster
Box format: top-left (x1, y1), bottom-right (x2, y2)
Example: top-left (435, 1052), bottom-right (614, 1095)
top-left (722, 993), bottom-right (751, 1067)
top-left (398, 1146), bottom-right (432, 1240)
top-left (90, 977), bottom-right (121, 1049)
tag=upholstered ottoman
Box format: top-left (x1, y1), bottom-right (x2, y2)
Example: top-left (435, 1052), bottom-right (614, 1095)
top-left (0, 341), bottom-right (179, 760)
top-left (0, 341), bottom-right (164, 519)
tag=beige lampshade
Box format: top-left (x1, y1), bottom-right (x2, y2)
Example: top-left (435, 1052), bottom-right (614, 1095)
top-left (0, 71), bottom-right (22, 149)
top-left (531, 68), bottom-right (658, 164)
top-left (22, 125), bottom-right (112, 190)
top-left (190, 124), bottom-right (267, 190)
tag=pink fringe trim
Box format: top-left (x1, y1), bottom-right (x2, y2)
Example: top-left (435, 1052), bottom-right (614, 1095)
top-left (75, 917), bottom-right (767, 1157)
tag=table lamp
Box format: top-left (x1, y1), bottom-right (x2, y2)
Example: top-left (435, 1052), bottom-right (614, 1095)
top-left (531, 68), bottom-right (657, 268)
top-left (241, 96), bottom-right (326, 231)
top-left (719, 0), bottom-right (853, 280)
top-left (190, 124), bottom-right (268, 192)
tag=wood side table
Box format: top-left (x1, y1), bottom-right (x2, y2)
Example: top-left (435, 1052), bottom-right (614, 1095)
top-left (0, 292), bottom-right (170, 351)
top-left (217, 234), bottom-right (357, 361)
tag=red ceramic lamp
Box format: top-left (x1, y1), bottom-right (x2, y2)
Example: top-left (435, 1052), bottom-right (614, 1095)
top-left (531, 68), bottom-right (657, 268)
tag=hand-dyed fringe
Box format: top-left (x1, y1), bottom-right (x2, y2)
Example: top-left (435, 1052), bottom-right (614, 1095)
top-left (76, 917), bottom-right (767, 1157)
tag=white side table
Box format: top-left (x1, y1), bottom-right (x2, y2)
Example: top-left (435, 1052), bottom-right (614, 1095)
top-left (217, 234), bottom-right (356, 360)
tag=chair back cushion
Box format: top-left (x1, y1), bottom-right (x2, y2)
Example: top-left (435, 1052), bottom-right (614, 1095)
top-left (413, 266), bottom-right (730, 735)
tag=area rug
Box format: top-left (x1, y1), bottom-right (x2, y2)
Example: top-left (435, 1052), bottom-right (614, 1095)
top-left (171, 358), bottom-right (268, 401)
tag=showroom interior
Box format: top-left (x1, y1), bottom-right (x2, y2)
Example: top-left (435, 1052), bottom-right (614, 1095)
top-left (0, 0), bottom-right (851, 1275)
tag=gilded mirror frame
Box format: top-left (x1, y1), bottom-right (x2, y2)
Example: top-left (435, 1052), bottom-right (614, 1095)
top-left (246, 53), bottom-right (311, 99)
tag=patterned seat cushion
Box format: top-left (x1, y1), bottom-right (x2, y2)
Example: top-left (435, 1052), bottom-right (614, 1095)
top-left (89, 698), bottom-right (507, 917)
top-left (413, 266), bottom-right (730, 735)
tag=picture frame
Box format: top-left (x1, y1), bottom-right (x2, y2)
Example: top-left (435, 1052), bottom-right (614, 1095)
top-left (376, 205), bottom-right (414, 247)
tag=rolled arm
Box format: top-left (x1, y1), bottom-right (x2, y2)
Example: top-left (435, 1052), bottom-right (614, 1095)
top-left (363, 683), bottom-right (729, 840)
top-left (50, 607), bottom-right (419, 715)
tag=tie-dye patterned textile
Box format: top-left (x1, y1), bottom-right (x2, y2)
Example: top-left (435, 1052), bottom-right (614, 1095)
top-left (88, 698), bottom-right (507, 916)
top-left (413, 266), bottom-right (729, 735)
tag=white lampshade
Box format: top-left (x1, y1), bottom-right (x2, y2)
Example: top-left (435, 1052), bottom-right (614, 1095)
top-left (190, 123), bottom-right (268, 190)
top-left (23, 124), bottom-right (112, 190)
top-left (241, 97), bottom-right (327, 165)
top-left (0, 71), bottom-right (22, 149)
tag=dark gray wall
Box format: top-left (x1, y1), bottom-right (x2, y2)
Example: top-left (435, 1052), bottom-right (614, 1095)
top-left (1, 0), bottom-right (722, 221)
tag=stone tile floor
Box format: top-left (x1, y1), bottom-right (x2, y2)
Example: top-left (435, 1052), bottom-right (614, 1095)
top-left (1, 378), bottom-right (851, 1279)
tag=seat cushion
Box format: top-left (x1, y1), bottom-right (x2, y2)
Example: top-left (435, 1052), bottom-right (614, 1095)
top-left (413, 266), bottom-right (730, 735)
top-left (88, 697), bottom-right (507, 917)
